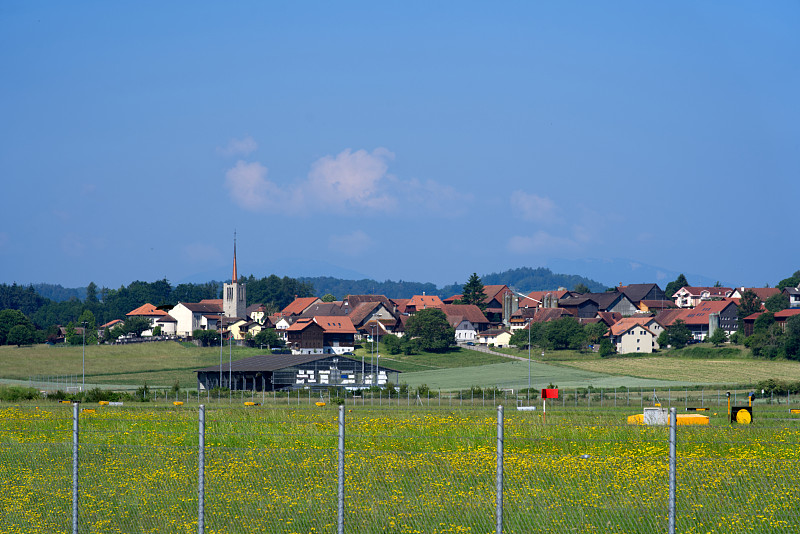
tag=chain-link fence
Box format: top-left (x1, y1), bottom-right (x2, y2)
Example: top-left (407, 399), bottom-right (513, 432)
top-left (1, 402), bottom-right (799, 533)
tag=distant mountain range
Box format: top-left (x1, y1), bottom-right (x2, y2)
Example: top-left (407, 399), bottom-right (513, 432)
top-left (300, 267), bottom-right (605, 300)
top-left (30, 267), bottom-right (605, 302)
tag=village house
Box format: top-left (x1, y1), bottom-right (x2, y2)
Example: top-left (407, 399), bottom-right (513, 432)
top-left (672, 286), bottom-right (734, 308)
top-left (606, 317), bottom-right (665, 354)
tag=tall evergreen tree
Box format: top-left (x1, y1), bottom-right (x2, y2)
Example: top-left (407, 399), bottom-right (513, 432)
top-left (461, 273), bottom-right (487, 310)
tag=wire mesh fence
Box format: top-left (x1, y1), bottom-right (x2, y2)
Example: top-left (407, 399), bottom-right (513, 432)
top-left (2, 401), bottom-right (800, 533)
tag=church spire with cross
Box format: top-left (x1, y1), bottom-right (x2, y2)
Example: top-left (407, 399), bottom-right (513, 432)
top-left (223, 231), bottom-right (246, 319)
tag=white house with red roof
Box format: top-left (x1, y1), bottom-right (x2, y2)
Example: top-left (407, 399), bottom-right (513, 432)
top-left (126, 303), bottom-right (169, 336)
top-left (606, 317), bottom-right (664, 354)
top-left (672, 286), bottom-right (734, 308)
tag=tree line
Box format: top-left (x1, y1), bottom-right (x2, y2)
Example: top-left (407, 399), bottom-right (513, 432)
top-left (0, 275), bottom-right (315, 346)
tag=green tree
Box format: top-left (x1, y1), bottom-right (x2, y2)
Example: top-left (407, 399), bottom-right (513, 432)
top-left (85, 282), bottom-right (99, 304)
top-left (738, 289), bottom-right (762, 323)
top-left (784, 315), bottom-right (800, 361)
top-left (764, 293), bottom-right (790, 313)
top-left (753, 312), bottom-right (775, 334)
top-left (193, 329), bottom-right (221, 347)
top-left (573, 283), bottom-right (590, 294)
top-left (708, 327), bottom-right (728, 346)
top-left (664, 274), bottom-right (689, 299)
top-left (460, 273), bottom-right (487, 310)
top-left (667, 320), bottom-right (692, 349)
top-left (65, 322), bottom-right (82, 345)
top-left (381, 334), bottom-right (402, 355)
top-left (542, 317), bottom-right (585, 350)
top-left (511, 323), bottom-right (545, 349)
top-left (657, 330), bottom-right (670, 349)
top-left (404, 308), bottom-right (455, 352)
top-left (776, 270), bottom-right (800, 290)
top-left (253, 328), bottom-right (283, 349)
top-left (0, 309), bottom-right (33, 345)
top-left (124, 316), bottom-right (152, 337)
top-left (598, 338), bottom-right (615, 357)
top-left (7, 324), bottom-right (34, 346)
top-left (321, 293), bottom-right (336, 303)
top-left (78, 309), bottom-right (97, 344)
top-left (584, 322), bottom-right (608, 345)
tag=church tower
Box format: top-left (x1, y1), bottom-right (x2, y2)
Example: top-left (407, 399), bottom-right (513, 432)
top-left (223, 233), bottom-right (247, 319)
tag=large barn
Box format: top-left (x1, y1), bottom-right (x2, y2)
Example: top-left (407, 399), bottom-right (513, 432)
top-left (196, 353), bottom-right (401, 391)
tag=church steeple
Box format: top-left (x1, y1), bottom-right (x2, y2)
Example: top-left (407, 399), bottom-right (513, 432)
top-left (224, 231), bottom-right (246, 319)
top-left (232, 231), bottom-right (238, 283)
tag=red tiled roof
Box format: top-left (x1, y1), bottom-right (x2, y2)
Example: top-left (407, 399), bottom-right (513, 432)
top-left (658, 300), bottom-right (737, 326)
top-left (393, 298), bottom-right (411, 314)
top-left (126, 303), bottom-right (167, 317)
top-left (774, 309), bottom-right (800, 319)
top-left (738, 287), bottom-right (781, 301)
top-left (609, 317), bottom-right (660, 336)
top-left (407, 295), bottom-right (444, 309)
top-left (281, 297), bottom-right (321, 316)
top-left (286, 318), bottom-right (319, 332)
top-left (313, 316), bottom-right (357, 334)
top-left (441, 304), bottom-right (489, 325)
top-left (100, 319), bottom-right (124, 328)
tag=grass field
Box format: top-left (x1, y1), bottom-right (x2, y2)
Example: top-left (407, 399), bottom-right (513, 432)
top-left (2, 402), bottom-right (800, 533)
top-left (0, 342), bottom-right (263, 390)
top-left (558, 357), bottom-right (800, 384)
top-left (2, 342), bottom-right (800, 394)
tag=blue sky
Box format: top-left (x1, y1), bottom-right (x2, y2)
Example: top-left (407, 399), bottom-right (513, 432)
top-left (1, 1), bottom-right (798, 290)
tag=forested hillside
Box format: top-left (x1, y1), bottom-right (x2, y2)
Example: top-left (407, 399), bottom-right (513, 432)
top-left (306, 267), bottom-right (605, 300)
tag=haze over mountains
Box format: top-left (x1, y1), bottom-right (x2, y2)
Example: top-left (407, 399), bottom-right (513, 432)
top-left (31, 266), bottom-right (608, 303)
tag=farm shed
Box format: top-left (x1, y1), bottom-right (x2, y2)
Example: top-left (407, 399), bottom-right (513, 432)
top-left (196, 353), bottom-right (401, 392)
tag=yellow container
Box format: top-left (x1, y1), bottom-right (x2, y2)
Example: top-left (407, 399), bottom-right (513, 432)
top-left (627, 414), bottom-right (644, 425)
top-left (315, 402), bottom-right (326, 407)
top-left (98, 401), bottom-right (109, 406)
top-left (173, 401), bottom-right (184, 406)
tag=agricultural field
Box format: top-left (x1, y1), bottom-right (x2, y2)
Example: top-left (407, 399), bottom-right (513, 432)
top-left (0, 342), bottom-right (263, 390)
top-left (1, 401), bottom-right (799, 533)
top-left (558, 357), bottom-right (800, 385)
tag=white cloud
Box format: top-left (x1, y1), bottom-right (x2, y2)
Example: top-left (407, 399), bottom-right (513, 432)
top-left (217, 136), bottom-right (258, 157)
top-left (328, 230), bottom-right (373, 256)
top-left (305, 148), bottom-right (395, 211)
top-left (507, 231), bottom-right (580, 254)
top-left (225, 160), bottom-right (278, 210)
top-left (224, 147), bottom-right (469, 216)
top-left (510, 191), bottom-right (558, 222)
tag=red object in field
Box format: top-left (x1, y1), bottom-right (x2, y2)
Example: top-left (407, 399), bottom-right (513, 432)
top-left (541, 388), bottom-right (559, 399)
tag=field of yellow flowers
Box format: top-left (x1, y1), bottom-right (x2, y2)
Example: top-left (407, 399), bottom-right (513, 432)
top-left (1, 402), bottom-right (799, 533)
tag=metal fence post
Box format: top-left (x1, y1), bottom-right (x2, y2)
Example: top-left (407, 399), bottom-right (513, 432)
top-left (337, 405), bottom-right (345, 534)
top-left (72, 402), bottom-right (79, 534)
top-left (496, 404), bottom-right (504, 534)
top-left (669, 407), bottom-right (677, 534)
top-left (198, 405), bottom-right (205, 534)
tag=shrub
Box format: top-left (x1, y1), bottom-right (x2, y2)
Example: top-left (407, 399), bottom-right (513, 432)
top-left (0, 386), bottom-right (41, 402)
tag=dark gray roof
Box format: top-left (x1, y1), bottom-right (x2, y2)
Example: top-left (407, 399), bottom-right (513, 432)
top-left (621, 284), bottom-right (658, 303)
top-left (196, 353), bottom-right (399, 373)
top-left (298, 302), bottom-right (348, 317)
